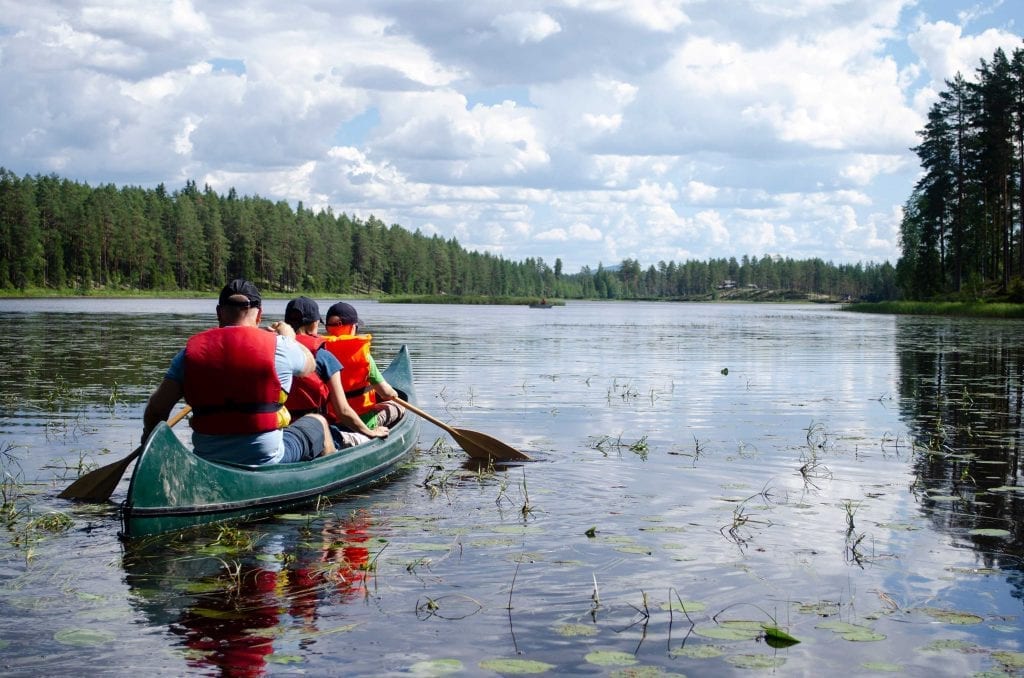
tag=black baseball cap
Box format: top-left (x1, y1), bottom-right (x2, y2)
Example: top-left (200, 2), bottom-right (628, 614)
top-left (285, 296), bottom-right (323, 328)
top-left (218, 279), bottom-right (261, 308)
top-left (326, 302), bottom-right (363, 327)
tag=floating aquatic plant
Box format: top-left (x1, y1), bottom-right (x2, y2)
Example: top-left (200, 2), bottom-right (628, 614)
top-left (584, 650), bottom-right (638, 666)
top-left (478, 658), bottom-right (555, 674)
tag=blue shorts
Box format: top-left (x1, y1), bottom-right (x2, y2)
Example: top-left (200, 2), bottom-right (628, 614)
top-left (281, 415), bottom-right (326, 463)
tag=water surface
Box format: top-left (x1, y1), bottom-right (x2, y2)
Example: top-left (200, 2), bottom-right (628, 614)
top-left (0, 299), bottom-right (1022, 676)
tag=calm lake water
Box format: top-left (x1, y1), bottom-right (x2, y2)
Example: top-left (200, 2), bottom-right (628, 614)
top-left (0, 299), bottom-right (1022, 676)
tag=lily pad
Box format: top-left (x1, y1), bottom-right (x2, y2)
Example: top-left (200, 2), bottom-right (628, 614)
top-left (614, 545), bottom-right (654, 555)
top-left (920, 608), bottom-right (984, 625)
top-left (669, 644), bottom-right (725, 659)
top-left (401, 542), bottom-right (455, 552)
top-left (409, 658), bottom-right (464, 675)
top-left (54, 628), bottom-right (116, 646)
top-left (638, 525), bottom-right (686, 533)
top-left (815, 620), bottom-right (865, 633)
top-left (695, 621), bottom-right (763, 641)
top-left (725, 654), bottom-right (785, 669)
top-left (478, 658), bottom-right (556, 674)
top-left (181, 581), bottom-right (227, 594)
top-left (610, 667), bottom-right (685, 677)
top-left (920, 638), bottom-right (978, 653)
top-left (266, 654), bottom-right (304, 665)
top-left (841, 628), bottom-right (886, 642)
top-left (967, 528), bottom-right (1011, 538)
top-left (554, 623), bottom-right (598, 637)
top-left (584, 650), bottom-right (638, 667)
top-left (990, 624), bottom-right (1021, 634)
top-left (815, 620), bottom-right (885, 641)
top-left (798, 601), bottom-right (841, 616)
top-left (191, 607), bottom-right (243, 620)
top-left (660, 600), bottom-right (707, 614)
top-left (946, 567), bottom-right (999, 576)
top-left (991, 651), bottom-right (1024, 669)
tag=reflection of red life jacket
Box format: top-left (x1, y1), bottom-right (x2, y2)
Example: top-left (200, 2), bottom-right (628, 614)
top-left (322, 334), bottom-right (375, 415)
top-left (184, 326), bottom-right (289, 434)
top-left (285, 334), bottom-right (329, 416)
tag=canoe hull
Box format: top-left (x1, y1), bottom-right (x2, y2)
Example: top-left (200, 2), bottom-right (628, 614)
top-left (121, 345), bottom-right (419, 538)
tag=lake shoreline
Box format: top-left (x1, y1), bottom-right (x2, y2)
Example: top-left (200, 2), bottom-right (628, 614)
top-left (844, 300), bottom-right (1024, 318)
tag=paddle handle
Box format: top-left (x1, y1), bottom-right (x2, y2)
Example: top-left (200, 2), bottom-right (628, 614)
top-left (391, 397), bottom-right (459, 437)
top-left (166, 404), bottom-right (193, 429)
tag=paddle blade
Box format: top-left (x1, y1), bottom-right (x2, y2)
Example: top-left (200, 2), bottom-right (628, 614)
top-left (58, 447), bottom-right (142, 501)
top-left (451, 427), bottom-right (531, 461)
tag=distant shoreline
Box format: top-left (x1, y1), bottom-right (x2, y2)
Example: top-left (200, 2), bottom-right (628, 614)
top-left (844, 300), bottom-right (1024, 319)
top-left (6, 288), bottom-right (1022, 317)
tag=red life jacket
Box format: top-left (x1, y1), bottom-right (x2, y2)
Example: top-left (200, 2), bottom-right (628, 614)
top-left (183, 326), bottom-right (289, 434)
top-left (322, 333), bottom-right (375, 415)
top-left (285, 334), bottom-right (329, 416)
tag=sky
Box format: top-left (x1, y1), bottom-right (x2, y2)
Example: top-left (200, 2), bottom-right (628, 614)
top-left (1, 1), bottom-right (1021, 273)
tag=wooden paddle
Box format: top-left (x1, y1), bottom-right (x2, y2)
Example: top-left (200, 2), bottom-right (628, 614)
top-left (58, 406), bottom-right (192, 502)
top-left (392, 397), bottom-right (530, 461)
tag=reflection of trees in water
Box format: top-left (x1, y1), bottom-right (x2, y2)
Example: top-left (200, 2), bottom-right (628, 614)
top-left (896, 318), bottom-right (1024, 599)
top-left (123, 510), bottom-right (376, 677)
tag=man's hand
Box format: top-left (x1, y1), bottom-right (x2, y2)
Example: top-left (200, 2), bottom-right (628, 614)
top-left (269, 321), bottom-right (296, 339)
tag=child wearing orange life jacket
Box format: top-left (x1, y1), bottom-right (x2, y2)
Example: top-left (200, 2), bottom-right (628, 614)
top-left (321, 302), bottom-right (405, 429)
top-left (283, 296), bottom-right (389, 447)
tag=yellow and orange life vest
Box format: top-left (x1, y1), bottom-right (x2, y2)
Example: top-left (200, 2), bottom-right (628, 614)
top-left (322, 333), bottom-right (376, 415)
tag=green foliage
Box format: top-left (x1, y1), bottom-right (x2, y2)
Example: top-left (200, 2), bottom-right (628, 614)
top-left (898, 46), bottom-right (1024, 301)
top-left (0, 168), bottom-right (897, 301)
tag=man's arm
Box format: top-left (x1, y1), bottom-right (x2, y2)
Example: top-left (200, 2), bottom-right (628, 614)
top-left (366, 354), bottom-right (399, 400)
top-left (270, 321), bottom-right (316, 377)
top-left (142, 378), bottom-right (184, 441)
top-left (328, 371), bottom-right (389, 438)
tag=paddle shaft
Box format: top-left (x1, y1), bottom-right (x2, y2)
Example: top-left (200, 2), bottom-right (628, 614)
top-left (392, 397), bottom-right (460, 438)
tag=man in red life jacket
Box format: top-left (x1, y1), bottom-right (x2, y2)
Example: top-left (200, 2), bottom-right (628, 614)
top-left (283, 296), bottom-right (388, 447)
top-left (142, 280), bottom-right (336, 465)
top-left (322, 302), bottom-right (404, 429)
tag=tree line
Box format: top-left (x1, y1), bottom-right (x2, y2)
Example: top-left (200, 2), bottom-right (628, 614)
top-left (898, 44), bottom-right (1024, 300)
top-left (0, 168), bottom-right (896, 301)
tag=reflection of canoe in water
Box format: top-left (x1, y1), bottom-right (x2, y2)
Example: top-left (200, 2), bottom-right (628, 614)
top-left (120, 345), bottom-right (420, 539)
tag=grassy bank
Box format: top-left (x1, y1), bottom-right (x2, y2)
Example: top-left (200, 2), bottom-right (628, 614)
top-left (844, 300), bottom-right (1024, 318)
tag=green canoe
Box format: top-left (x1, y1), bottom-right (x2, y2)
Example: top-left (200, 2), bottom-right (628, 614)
top-left (120, 345), bottom-right (420, 539)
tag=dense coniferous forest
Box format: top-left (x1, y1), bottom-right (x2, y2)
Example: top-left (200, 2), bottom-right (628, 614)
top-left (0, 168), bottom-right (896, 301)
top-left (898, 45), bottom-right (1024, 301)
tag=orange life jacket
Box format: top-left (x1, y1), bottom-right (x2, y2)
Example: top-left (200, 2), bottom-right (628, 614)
top-left (183, 326), bottom-right (290, 434)
top-left (322, 333), bottom-right (375, 415)
top-left (284, 334), bottom-right (329, 416)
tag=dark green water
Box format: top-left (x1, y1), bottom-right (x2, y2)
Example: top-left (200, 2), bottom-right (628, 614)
top-left (0, 299), bottom-right (1021, 676)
